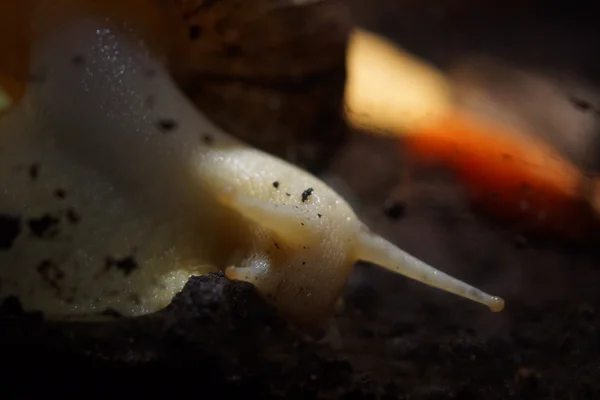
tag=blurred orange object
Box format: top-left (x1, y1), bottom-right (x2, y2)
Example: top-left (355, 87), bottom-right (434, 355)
top-left (345, 28), bottom-right (600, 241)
top-left (402, 111), bottom-right (599, 240)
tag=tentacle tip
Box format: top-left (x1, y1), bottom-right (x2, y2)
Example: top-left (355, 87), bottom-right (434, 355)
top-left (225, 265), bottom-right (243, 281)
top-left (488, 296), bottom-right (505, 312)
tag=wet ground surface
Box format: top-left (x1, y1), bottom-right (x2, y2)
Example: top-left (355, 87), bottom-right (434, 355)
top-left (3, 1), bottom-right (600, 399)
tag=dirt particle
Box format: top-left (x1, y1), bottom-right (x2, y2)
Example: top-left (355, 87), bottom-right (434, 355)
top-left (0, 214), bottom-right (21, 249)
top-left (383, 200), bottom-right (406, 221)
top-left (317, 213), bottom-right (322, 218)
top-left (36, 259), bottom-right (65, 290)
top-left (53, 189), bottom-right (67, 199)
top-left (28, 214), bottom-right (60, 238)
top-left (273, 181), bottom-right (280, 189)
top-left (66, 209), bottom-right (81, 224)
top-left (71, 54), bottom-right (85, 66)
top-left (156, 119), bottom-right (178, 133)
top-left (202, 133), bottom-right (214, 145)
top-left (105, 255), bottom-right (139, 275)
top-left (28, 163), bottom-right (39, 181)
top-left (301, 188), bottom-right (314, 202)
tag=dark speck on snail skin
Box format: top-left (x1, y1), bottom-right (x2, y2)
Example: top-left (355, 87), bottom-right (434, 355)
top-left (317, 213), bottom-right (322, 218)
top-left (28, 214), bottom-right (60, 238)
top-left (301, 188), bottom-right (314, 202)
top-left (202, 134), bottom-right (214, 145)
top-left (66, 209), bottom-right (81, 225)
top-left (0, 214), bottom-right (21, 250)
top-left (28, 163), bottom-right (40, 181)
top-left (273, 181), bottom-right (280, 189)
top-left (383, 200), bottom-right (406, 221)
top-left (156, 119), bottom-right (178, 133)
top-left (54, 189), bottom-right (67, 199)
top-left (105, 255), bottom-right (139, 276)
top-left (71, 54), bottom-right (85, 66)
top-left (37, 259), bottom-right (65, 286)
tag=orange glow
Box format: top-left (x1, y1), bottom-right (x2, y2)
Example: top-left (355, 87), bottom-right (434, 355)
top-left (403, 111), bottom-right (598, 239)
top-left (344, 28), bottom-right (600, 240)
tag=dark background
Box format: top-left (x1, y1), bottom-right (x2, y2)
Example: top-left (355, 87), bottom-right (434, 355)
top-left (3, 1), bottom-right (600, 399)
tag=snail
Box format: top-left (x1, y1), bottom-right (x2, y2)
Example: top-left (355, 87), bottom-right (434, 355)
top-left (0, 9), bottom-right (504, 328)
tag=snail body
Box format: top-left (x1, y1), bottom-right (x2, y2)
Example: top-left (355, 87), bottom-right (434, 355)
top-left (0, 15), bottom-right (503, 326)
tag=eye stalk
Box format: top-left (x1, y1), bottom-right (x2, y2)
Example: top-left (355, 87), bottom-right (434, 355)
top-left (355, 225), bottom-right (504, 312)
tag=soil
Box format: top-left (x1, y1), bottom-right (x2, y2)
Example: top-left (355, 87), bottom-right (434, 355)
top-left (3, 2), bottom-right (600, 399)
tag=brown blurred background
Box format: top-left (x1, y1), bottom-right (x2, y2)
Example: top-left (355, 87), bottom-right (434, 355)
top-left (347, 0), bottom-right (600, 170)
top-left (3, 1), bottom-right (600, 397)
top-left (323, 0), bottom-right (600, 328)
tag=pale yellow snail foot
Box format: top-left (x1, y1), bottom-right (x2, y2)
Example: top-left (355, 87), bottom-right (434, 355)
top-left (225, 263), bottom-right (273, 288)
top-left (225, 265), bottom-right (247, 282)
